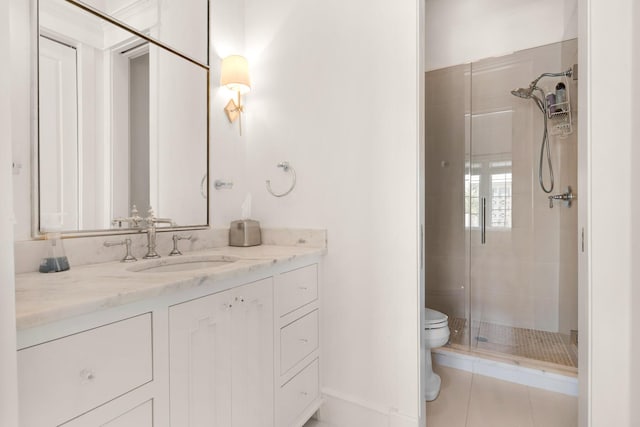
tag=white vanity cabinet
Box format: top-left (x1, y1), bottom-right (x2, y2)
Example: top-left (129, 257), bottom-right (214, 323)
top-left (16, 250), bottom-right (324, 427)
top-left (275, 264), bottom-right (321, 427)
top-left (17, 314), bottom-right (153, 427)
top-left (169, 278), bottom-right (274, 427)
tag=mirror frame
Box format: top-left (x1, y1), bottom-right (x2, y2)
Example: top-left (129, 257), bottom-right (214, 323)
top-left (31, 0), bottom-right (210, 238)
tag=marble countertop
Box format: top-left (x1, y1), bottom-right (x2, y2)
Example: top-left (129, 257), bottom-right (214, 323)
top-left (15, 245), bottom-right (326, 331)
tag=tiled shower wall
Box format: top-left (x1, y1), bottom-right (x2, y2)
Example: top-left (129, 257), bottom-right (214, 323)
top-left (425, 40), bottom-right (578, 336)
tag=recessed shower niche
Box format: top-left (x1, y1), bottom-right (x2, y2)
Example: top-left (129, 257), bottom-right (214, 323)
top-left (425, 39), bottom-right (579, 371)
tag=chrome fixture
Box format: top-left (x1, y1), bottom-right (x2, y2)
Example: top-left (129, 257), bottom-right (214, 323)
top-left (481, 197), bottom-right (487, 245)
top-left (111, 205), bottom-right (143, 228)
top-left (516, 69), bottom-right (573, 97)
top-left (548, 186), bottom-right (576, 208)
top-left (510, 68), bottom-right (573, 194)
top-left (104, 238), bottom-right (137, 262)
top-left (214, 179), bottom-right (234, 190)
top-left (266, 161), bottom-right (297, 197)
top-left (169, 234), bottom-right (192, 256)
top-left (110, 206), bottom-right (174, 258)
top-left (142, 208), bottom-right (174, 259)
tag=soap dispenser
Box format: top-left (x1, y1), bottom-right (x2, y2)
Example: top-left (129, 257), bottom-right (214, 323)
top-left (39, 232), bottom-right (70, 273)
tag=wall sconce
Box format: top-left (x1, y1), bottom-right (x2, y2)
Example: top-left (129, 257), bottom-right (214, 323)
top-left (220, 55), bottom-right (251, 135)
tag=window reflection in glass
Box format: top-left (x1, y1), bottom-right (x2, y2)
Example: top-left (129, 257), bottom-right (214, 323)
top-left (465, 159), bottom-right (512, 229)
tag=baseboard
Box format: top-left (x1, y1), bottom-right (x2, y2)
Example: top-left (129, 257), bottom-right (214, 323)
top-left (433, 349), bottom-right (579, 396)
top-left (316, 388), bottom-right (420, 427)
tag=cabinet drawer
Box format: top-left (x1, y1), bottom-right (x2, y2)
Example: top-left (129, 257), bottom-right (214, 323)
top-left (278, 359), bottom-right (319, 427)
top-left (18, 314), bottom-right (153, 426)
top-left (101, 400), bottom-right (153, 427)
top-left (276, 264), bottom-right (318, 317)
top-left (280, 310), bottom-right (319, 375)
top-left (61, 399), bottom-right (153, 427)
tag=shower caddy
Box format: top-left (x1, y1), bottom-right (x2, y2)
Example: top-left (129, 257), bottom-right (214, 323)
top-left (547, 75), bottom-right (573, 138)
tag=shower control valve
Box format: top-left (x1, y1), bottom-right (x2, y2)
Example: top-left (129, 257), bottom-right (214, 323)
top-left (548, 186), bottom-right (576, 208)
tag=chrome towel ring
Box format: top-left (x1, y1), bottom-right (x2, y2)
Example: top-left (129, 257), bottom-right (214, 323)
top-left (266, 161), bottom-right (296, 197)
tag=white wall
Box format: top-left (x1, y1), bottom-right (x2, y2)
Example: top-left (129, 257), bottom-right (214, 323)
top-left (11, 0), bottom-right (31, 241)
top-left (425, 0), bottom-right (578, 70)
top-left (632, 2), bottom-right (640, 423)
top-left (209, 0), bottom-right (250, 227)
top-left (582, 0), bottom-right (638, 424)
top-left (1, 0), bottom-right (19, 424)
top-left (154, 48), bottom-right (208, 225)
top-left (242, 0), bottom-right (421, 424)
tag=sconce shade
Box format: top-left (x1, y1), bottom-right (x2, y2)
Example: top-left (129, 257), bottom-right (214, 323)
top-left (220, 55), bottom-right (251, 94)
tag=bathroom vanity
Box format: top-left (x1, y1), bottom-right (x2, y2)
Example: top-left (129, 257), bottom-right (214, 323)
top-left (15, 244), bottom-right (324, 427)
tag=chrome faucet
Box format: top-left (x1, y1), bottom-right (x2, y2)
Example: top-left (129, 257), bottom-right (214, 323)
top-left (143, 207), bottom-right (174, 259)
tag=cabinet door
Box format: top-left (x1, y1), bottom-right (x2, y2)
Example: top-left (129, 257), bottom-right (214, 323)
top-left (169, 292), bottom-right (233, 427)
top-left (230, 279), bottom-right (274, 427)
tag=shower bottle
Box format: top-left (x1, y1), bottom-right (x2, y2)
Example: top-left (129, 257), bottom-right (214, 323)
top-left (555, 82), bottom-right (567, 111)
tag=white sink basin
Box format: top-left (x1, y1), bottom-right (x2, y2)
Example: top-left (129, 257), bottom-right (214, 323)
top-left (129, 255), bottom-right (237, 273)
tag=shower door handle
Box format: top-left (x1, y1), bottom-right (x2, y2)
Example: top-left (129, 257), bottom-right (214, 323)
top-left (481, 197), bottom-right (487, 245)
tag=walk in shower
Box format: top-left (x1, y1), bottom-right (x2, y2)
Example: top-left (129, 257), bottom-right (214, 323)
top-left (425, 39), bottom-right (578, 371)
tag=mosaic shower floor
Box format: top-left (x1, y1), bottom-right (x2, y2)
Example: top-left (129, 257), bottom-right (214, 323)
top-left (447, 317), bottom-right (578, 368)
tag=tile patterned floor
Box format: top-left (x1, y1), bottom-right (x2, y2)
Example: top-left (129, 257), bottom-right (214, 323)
top-left (448, 317), bottom-right (578, 368)
top-left (427, 363), bottom-right (578, 427)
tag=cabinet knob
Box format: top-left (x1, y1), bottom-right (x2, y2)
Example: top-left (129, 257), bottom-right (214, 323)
top-left (298, 286), bottom-right (308, 290)
top-left (299, 338), bottom-right (309, 344)
top-left (300, 391), bottom-right (308, 396)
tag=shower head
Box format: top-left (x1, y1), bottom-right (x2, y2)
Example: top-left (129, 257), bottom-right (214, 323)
top-left (511, 87), bottom-right (533, 99)
top-left (511, 85), bottom-right (546, 113)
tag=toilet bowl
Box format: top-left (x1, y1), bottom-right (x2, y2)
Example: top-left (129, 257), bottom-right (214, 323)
top-left (424, 308), bottom-right (450, 401)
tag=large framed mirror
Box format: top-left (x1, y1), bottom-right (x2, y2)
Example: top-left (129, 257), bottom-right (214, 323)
top-left (34, 0), bottom-right (209, 236)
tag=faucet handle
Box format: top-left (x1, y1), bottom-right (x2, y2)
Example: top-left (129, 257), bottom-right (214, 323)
top-left (169, 234), bottom-right (192, 256)
top-left (111, 218), bottom-right (126, 228)
top-left (110, 206), bottom-right (143, 228)
top-left (104, 238), bottom-right (137, 262)
top-left (145, 206), bottom-right (156, 222)
top-left (129, 205), bottom-right (142, 226)
top-left (144, 206), bottom-right (174, 226)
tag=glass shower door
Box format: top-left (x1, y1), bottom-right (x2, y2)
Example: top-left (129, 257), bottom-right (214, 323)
top-left (467, 41), bottom-right (579, 368)
top-left (468, 56), bottom-right (521, 356)
top-left (425, 40), bottom-right (578, 369)
top-left (424, 63), bottom-right (471, 349)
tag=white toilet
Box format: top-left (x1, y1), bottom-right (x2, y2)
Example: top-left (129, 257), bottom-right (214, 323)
top-left (424, 308), bottom-right (450, 401)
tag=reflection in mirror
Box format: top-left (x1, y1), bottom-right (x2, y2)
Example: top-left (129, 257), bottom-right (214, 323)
top-left (70, 0), bottom-right (209, 65)
top-left (37, 0), bottom-right (208, 234)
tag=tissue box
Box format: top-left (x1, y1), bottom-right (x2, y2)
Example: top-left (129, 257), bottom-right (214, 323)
top-left (229, 219), bottom-right (262, 247)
